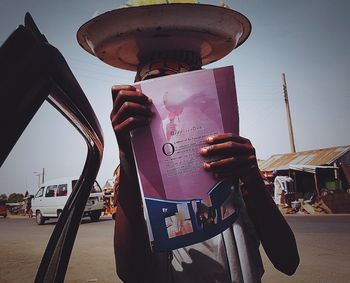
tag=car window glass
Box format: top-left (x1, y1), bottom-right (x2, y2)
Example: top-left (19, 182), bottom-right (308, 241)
top-left (35, 187), bottom-right (45, 198)
top-left (56, 184), bottom-right (68, 197)
top-left (91, 181), bottom-right (102, 193)
top-left (45, 185), bottom-right (57, 197)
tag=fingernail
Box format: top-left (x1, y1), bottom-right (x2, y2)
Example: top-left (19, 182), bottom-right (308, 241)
top-left (200, 148), bottom-right (208, 155)
top-left (148, 97), bottom-right (153, 104)
top-left (136, 88), bottom-right (142, 93)
top-left (203, 162), bottom-right (210, 169)
top-left (207, 136), bottom-right (214, 143)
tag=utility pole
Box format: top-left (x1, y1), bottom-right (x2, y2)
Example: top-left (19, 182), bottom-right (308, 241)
top-left (34, 168), bottom-right (45, 187)
top-left (34, 173), bottom-right (41, 187)
top-left (282, 73), bottom-right (296, 153)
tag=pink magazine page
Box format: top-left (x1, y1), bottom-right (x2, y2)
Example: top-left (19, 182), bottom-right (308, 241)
top-left (131, 66), bottom-right (240, 251)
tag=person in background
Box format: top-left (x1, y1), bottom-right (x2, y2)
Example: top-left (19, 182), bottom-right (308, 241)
top-left (24, 190), bottom-right (32, 218)
top-left (273, 171), bottom-right (294, 207)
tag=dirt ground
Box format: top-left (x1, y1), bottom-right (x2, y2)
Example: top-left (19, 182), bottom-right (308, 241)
top-left (0, 214), bottom-right (349, 282)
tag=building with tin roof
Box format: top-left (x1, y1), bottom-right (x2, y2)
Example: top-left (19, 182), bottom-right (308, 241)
top-left (259, 146), bottom-right (350, 213)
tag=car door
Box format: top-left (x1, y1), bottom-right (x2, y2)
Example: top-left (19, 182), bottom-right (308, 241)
top-left (0, 13), bottom-right (104, 283)
top-left (32, 186), bottom-right (45, 214)
top-left (43, 185), bottom-right (57, 216)
top-left (55, 183), bottom-right (69, 216)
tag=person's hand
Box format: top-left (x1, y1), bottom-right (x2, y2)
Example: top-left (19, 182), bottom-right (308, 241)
top-left (110, 85), bottom-right (153, 151)
top-left (200, 133), bottom-right (258, 181)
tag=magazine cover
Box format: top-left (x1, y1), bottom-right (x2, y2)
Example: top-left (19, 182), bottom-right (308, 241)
top-left (131, 66), bottom-right (240, 252)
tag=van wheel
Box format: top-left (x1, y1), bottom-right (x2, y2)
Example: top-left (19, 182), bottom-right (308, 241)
top-left (36, 211), bottom-right (45, 225)
top-left (90, 211), bottom-right (101, 222)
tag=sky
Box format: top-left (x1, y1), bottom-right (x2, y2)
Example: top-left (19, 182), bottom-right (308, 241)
top-left (0, 0), bottom-right (349, 195)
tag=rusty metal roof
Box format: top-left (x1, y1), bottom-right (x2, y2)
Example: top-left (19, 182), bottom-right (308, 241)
top-left (259, 145), bottom-right (350, 171)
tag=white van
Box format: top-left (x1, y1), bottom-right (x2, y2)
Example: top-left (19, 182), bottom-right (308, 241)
top-left (32, 177), bottom-right (104, 225)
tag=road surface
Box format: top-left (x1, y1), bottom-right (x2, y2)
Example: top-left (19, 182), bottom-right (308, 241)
top-left (0, 215), bottom-right (349, 282)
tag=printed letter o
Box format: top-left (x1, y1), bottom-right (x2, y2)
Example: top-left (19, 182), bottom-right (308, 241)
top-left (162, 143), bottom-right (175, 156)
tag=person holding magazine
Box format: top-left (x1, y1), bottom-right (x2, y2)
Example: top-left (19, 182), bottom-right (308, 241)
top-left (110, 50), bottom-right (299, 283)
top-left (76, 1), bottom-right (299, 282)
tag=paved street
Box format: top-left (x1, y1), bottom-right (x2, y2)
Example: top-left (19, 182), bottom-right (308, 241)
top-left (0, 215), bottom-right (349, 282)
top-left (261, 215), bottom-right (350, 283)
top-left (0, 215), bottom-right (120, 283)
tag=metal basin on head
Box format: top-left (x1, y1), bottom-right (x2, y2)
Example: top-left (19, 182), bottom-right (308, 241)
top-left (77, 3), bottom-right (251, 70)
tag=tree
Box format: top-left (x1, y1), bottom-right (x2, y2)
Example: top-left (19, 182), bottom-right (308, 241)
top-left (0, 194), bottom-right (7, 201)
top-left (7, 193), bottom-right (24, 203)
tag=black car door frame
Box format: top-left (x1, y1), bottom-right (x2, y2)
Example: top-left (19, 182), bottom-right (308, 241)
top-left (0, 13), bottom-right (104, 283)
